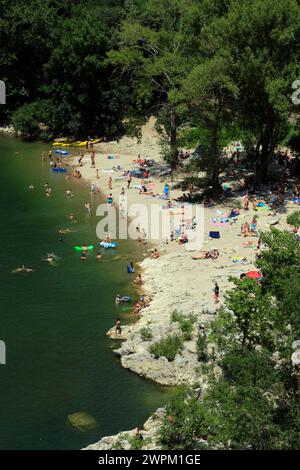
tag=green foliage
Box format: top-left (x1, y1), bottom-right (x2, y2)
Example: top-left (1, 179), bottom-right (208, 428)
top-left (159, 386), bottom-right (207, 450)
top-left (196, 333), bottom-right (207, 362)
top-left (287, 211), bottom-right (300, 228)
top-left (160, 230), bottom-right (300, 450)
top-left (170, 311), bottom-right (195, 340)
top-left (257, 229), bottom-right (300, 296)
top-left (140, 326), bottom-right (153, 341)
top-left (127, 435), bottom-right (145, 450)
top-left (149, 335), bottom-right (183, 361)
top-left (210, 277), bottom-right (278, 351)
top-left (0, 0), bottom-right (129, 137)
top-left (11, 101), bottom-right (48, 138)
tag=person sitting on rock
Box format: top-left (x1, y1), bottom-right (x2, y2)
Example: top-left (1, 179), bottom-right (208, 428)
top-left (134, 274), bottom-right (143, 286)
top-left (115, 318), bottom-right (121, 335)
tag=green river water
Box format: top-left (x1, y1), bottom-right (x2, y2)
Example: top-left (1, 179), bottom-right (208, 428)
top-left (0, 135), bottom-right (169, 450)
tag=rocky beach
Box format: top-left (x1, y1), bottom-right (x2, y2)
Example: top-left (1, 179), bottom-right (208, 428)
top-left (70, 118), bottom-right (297, 450)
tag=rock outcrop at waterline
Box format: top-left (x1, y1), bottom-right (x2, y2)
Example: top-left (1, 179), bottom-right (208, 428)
top-left (106, 250), bottom-right (219, 386)
top-left (83, 408), bottom-right (166, 450)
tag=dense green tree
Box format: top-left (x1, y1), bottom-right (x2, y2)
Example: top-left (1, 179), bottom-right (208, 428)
top-left (0, 0), bottom-right (130, 137)
top-left (108, 0), bottom-right (208, 167)
top-left (257, 229), bottom-right (300, 295)
top-left (201, 0), bottom-right (300, 183)
top-left (210, 278), bottom-right (279, 351)
top-left (177, 54), bottom-right (238, 193)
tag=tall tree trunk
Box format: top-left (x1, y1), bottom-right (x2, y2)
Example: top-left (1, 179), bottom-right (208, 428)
top-left (169, 106), bottom-right (178, 170)
top-left (255, 119), bottom-right (278, 185)
top-left (209, 121), bottom-right (222, 194)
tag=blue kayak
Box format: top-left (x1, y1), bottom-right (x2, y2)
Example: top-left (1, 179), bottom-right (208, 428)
top-left (55, 149), bottom-right (69, 155)
top-left (100, 242), bottom-right (117, 248)
top-left (52, 167), bottom-right (67, 173)
top-left (119, 296), bottom-right (131, 303)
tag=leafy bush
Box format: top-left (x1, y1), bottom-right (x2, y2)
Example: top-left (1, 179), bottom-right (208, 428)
top-left (287, 211), bottom-right (300, 227)
top-left (128, 436), bottom-right (145, 450)
top-left (159, 386), bottom-right (207, 450)
top-left (12, 100), bottom-right (49, 138)
top-left (196, 333), bottom-right (207, 362)
top-left (140, 326), bottom-right (153, 341)
top-left (179, 319), bottom-right (194, 341)
top-left (171, 311), bottom-right (195, 340)
top-left (150, 335), bottom-right (183, 362)
top-left (171, 310), bottom-right (184, 323)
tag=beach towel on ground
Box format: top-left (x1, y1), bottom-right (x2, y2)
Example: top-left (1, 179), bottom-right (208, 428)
top-left (209, 231), bottom-right (220, 239)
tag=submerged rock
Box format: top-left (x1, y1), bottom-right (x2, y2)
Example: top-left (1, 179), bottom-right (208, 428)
top-left (67, 412), bottom-right (98, 432)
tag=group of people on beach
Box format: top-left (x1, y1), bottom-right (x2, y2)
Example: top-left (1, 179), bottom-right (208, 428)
top-left (241, 217), bottom-right (258, 237)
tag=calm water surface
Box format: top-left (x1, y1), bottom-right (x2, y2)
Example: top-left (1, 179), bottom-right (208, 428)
top-left (0, 135), bottom-right (169, 449)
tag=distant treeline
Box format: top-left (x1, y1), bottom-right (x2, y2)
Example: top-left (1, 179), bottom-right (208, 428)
top-left (1, 0), bottom-right (300, 183)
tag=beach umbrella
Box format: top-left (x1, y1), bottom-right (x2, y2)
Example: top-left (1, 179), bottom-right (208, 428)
top-left (246, 271), bottom-right (263, 279)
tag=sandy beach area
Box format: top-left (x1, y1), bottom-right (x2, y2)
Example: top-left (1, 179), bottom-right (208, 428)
top-left (66, 117), bottom-right (296, 386)
top-left (77, 118), bottom-right (298, 450)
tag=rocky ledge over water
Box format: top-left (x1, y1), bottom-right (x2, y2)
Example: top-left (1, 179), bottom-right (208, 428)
top-left (83, 408), bottom-right (166, 450)
top-left (106, 248), bottom-right (222, 386)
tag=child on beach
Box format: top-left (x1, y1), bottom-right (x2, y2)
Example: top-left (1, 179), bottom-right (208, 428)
top-left (243, 193), bottom-right (249, 210)
top-left (250, 216), bottom-right (257, 234)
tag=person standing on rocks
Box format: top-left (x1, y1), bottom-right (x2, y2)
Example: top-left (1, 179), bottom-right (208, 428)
top-left (214, 282), bottom-right (219, 304)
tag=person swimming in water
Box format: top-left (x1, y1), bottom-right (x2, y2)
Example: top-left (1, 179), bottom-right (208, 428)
top-left (96, 253), bottom-right (102, 260)
top-left (42, 253), bottom-right (59, 266)
top-left (12, 265), bottom-right (34, 273)
top-left (115, 294), bottom-right (121, 304)
top-left (69, 213), bottom-right (78, 223)
top-left (127, 262), bottom-right (134, 273)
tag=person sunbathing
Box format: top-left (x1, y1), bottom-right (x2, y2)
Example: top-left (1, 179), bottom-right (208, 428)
top-left (192, 249), bottom-right (219, 260)
top-left (140, 295), bottom-right (151, 307)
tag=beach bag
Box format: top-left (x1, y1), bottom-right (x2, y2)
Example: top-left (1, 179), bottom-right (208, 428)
top-left (209, 231), bottom-right (220, 239)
